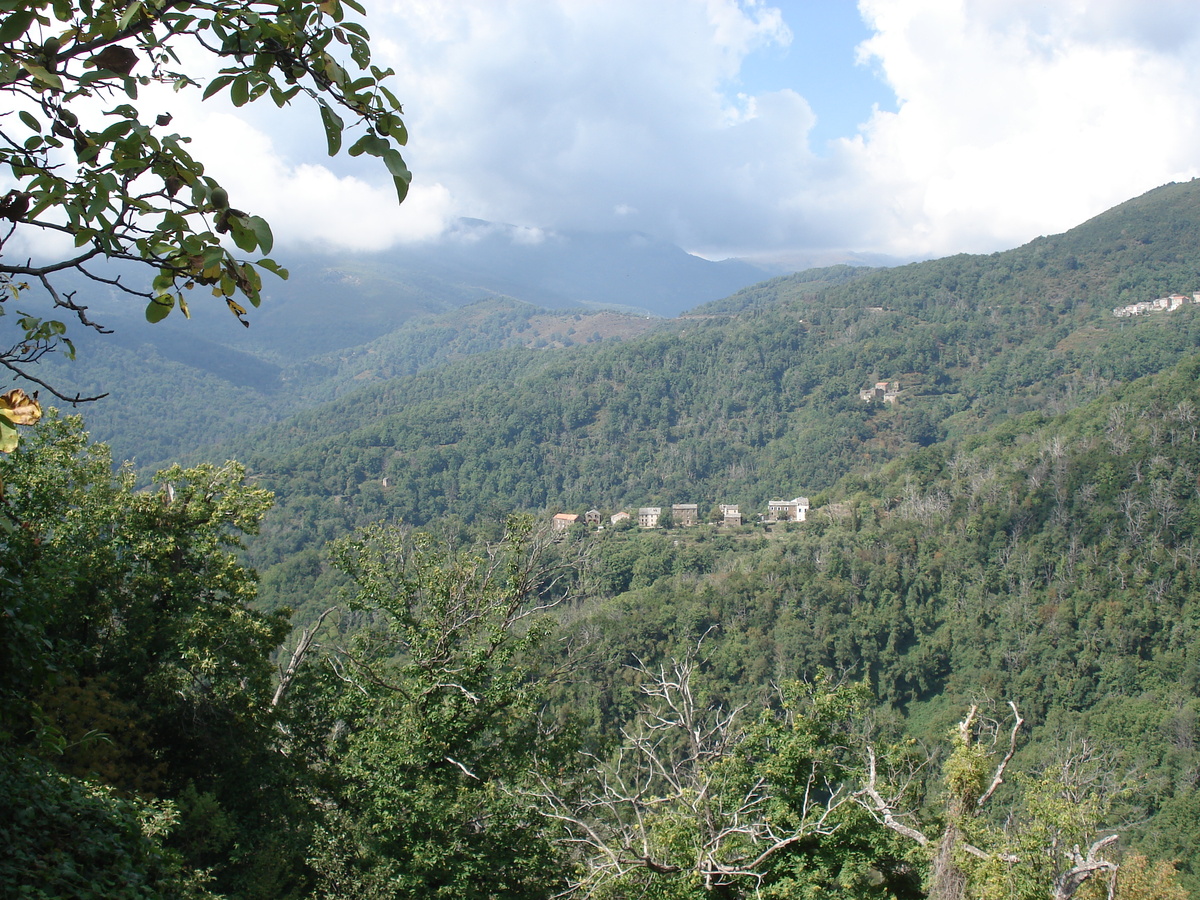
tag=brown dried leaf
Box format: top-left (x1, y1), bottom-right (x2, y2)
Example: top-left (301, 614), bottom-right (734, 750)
top-left (0, 389), bottom-right (42, 426)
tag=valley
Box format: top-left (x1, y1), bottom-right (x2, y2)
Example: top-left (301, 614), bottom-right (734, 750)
top-left (10, 180), bottom-right (1200, 899)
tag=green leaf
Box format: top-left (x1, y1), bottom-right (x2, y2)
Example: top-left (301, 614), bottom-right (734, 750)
top-left (229, 74), bottom-right (250, 107)
top-left (379, 85), bottom-right (402, 112)
top-left (97, 119), bottom-right (134, 143)
top-left (256, 258), bottom-right (288, 279)
top-left (393, 173), bottom-right (409, 204)
top-left (17, 110), bottom-right (39, 131)
top-left (348, 132), bottom-right (386, 158)
top-left (227, 216), bottom-right (257, 253)
top-left (382, 147), bottom-right (411, 182)
top-left (202, 245), bottom-right (226, 269)
top-left (21, 63), bottom-right (64, 91)
top-left (117, 1), bottom-right (143, 32)
top-left (145, 295), bottom-right (174, 323)
top-left (318, 101), bottom-right (343, 155)
top-left (202, 74), bottom-right (235, 100)
top-left (246, 216), bottom-right (273, 254)
top-left (269, 85), bottom-right (300, 107)
top-left (349, 36), bottom-right (370, 69)
top-left (0, 7), bottom-right (34, 43)
top-left (0, 417), bottom-right (17, 454)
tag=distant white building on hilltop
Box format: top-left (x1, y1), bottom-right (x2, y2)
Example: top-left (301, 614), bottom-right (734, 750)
top-left (1113, 293), bottom-right (1200, 318)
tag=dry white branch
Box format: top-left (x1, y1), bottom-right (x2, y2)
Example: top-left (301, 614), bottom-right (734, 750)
top-left (1052, 834), bottom-right (1119, 900)
top-left (272, 606), bottom-right (337, 708)
top-left (532, 644), bottom-right (852, 896)
top-left (977, 700), bottom-right (1024, 808)
top-left (444, 755), bottom-right (480, 781)
top-left (856, 745), bottom-right (930, 846)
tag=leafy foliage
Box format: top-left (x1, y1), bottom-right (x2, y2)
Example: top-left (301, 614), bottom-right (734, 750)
top-left (13, 181), bottom-right (1200, 897)
top-left (295, 517), bottom-right (574, 898)
top-left (0, 415), bottom-right (309, 898)
top-left (0, 749), bottom-right (214, 900)
top-left (0, 0), bottom-right (407, 396)
top-left (179, 182), bottom-right (1200, 621)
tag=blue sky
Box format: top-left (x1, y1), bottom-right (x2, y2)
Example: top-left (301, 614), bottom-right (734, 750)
top-left (120, 0), bottom-right (1200, 264)
top-left (737, 1), bottom-right (896, 149)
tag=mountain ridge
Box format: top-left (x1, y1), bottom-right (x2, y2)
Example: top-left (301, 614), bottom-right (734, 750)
top-left (218, 179), bottom-right (1200, 574)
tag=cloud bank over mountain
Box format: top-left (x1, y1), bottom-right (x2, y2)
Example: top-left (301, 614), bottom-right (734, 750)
top-left (133, 0), bottom-right (1200, 262)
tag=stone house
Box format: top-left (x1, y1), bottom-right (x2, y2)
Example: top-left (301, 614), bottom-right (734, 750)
top-left (859, 380), bottom-right (900, 403)
top-left (672, 503), bottom-right (699, 526)
top-left (551, 512), bottom-right (580, 532)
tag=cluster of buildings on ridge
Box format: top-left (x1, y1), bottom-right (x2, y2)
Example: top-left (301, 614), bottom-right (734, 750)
top-left (544, 376), bottom-right (902, 535)
top-left (1112, 292), bottom-right (1200, 318)
top-left (859, 380), bottom-right (900, 403)
top-left (551, 497), bottom-right (810, 532)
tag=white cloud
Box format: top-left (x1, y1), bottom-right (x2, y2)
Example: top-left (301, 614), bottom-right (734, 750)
top-left (370, 0), bottom-right (807, 247)
top-left (75, 0), bottom-right (1200, 262)
top-left (192, 116), bottom-right (453, 250)
top-left (124, 78), bottom-right (454, 251)
top-left (839, 0), bottom-right (1200, 255)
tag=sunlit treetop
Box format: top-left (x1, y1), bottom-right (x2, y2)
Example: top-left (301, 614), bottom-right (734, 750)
top-left (0, 0), bottom-right (409, 401)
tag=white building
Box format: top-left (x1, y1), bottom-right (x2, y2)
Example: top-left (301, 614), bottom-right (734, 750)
top-left (638, 507), bottom-right (662, 528)
top-left (767, 497), bottom-right (810, 522)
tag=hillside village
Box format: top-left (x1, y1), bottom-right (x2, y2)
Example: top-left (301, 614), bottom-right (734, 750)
top-left (545, 377), bottom-right (907, 534)
top-left (859, 380), bottom-right (900, 403)
top-left (551, 496), bottom-right (811, 532)
top-left (1112, 291), bottom-right (1200, 317)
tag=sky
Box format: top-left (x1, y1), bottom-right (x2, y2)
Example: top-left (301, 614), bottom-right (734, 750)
top-left (144, 0), bottom-right (1200, 263)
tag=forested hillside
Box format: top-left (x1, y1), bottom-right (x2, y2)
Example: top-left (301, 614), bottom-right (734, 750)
top-left (226, 180), bottom-right (1200, 894)
top-left (549, 350), bottom-right (1200, 891)
top-left (35, 219), bottom-right (779, 469)
top-left (9, 180), bottom-right (1200, 900)
top-left (225, 181), bottom-right (1200, 605)
top-left (39, 299), bottom-right (660, 468)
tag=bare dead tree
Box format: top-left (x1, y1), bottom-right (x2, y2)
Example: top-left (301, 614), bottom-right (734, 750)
top-left (1052, 835), bottom-right (1118, 900)
top-left (272, 606), bottom-right (338, 709)
top-left (530, 641), bottom-right (853, 897)
top-left (855, 701), bottom-right (1124, 900)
